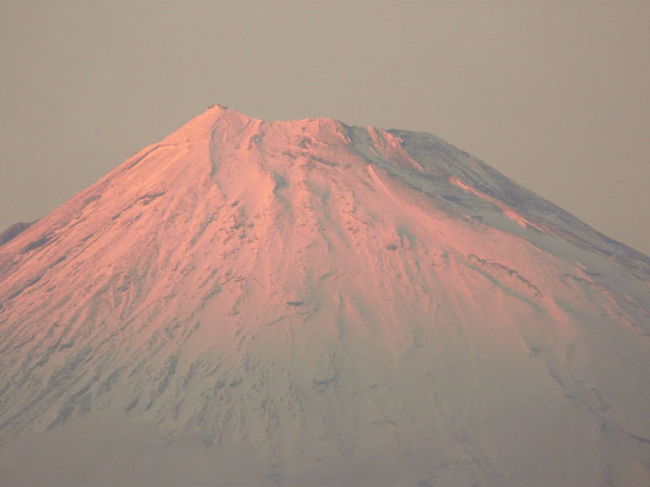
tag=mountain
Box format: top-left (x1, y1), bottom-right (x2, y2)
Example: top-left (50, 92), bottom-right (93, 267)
top-left (0, 105), bottom-right (648, 487)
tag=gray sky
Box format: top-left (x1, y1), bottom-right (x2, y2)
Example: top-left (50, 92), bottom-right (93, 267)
top-left (1, 0), bottom-right (648, 254)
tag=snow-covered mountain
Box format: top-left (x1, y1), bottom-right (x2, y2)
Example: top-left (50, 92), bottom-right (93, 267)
top-left (1, 105), bottom-right (648, 486)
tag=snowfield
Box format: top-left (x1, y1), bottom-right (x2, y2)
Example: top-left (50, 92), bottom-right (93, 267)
top-left (0, 105), bottom-right (648, 486)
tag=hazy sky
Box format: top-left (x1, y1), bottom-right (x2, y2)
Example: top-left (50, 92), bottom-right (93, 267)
top-left (1, 1), bottom-right (648, 254)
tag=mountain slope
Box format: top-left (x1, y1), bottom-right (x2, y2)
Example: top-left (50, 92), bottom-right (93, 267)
top-left (1, 105), bottom-right (649, 486)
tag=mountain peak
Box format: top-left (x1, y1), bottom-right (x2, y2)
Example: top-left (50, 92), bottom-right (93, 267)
top-left (160, 103), bottom-right (255, 143)
top-left (160, 104), bottom-right (350, 149)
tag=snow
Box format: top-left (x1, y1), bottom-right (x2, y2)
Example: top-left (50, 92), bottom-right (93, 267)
top-left (0, 106), bottom-right (648, 486)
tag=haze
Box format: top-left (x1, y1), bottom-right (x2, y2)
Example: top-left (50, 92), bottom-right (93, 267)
top-left (1, 0), bottom-right (649, 254)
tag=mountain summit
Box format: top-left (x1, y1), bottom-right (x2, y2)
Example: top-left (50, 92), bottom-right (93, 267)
top-left (1, 106), bottom-right (649, 486)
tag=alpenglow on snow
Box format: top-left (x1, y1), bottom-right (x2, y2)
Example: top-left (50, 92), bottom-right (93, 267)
top-left (0, 106), bottom-right (649, 487)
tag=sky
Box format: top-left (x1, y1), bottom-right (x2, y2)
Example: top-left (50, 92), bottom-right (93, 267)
top-left (1, 0), bottom-right (648, 254)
